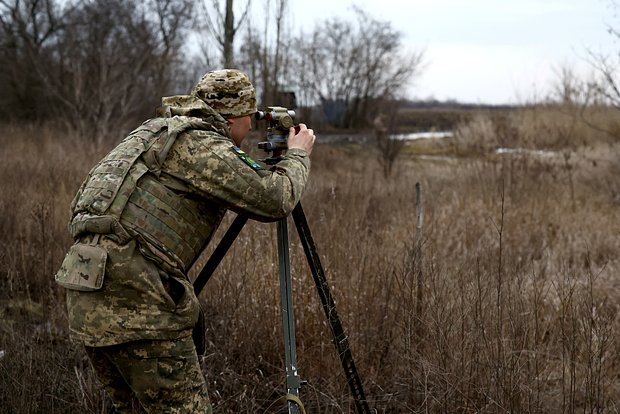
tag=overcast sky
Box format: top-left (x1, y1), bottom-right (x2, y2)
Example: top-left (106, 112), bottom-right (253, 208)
top-left (286, 0), bottom-right (617, 104)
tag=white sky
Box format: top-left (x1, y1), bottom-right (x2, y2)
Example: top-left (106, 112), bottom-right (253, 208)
top-left (286, 0), bottom-right (618, 104)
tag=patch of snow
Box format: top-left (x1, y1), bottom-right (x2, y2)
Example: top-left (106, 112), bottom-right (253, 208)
top-left (391, 131), bottom-right (454, 140)
top-left (496, 148), bottom-right (556, 157)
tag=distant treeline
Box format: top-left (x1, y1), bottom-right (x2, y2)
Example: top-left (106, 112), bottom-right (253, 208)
top-left (389, 99), bottom-right (513, 132)
top-left (0, 0), bottom-right (424, 145)
top-left (403, 99), bottom-right (516, 111)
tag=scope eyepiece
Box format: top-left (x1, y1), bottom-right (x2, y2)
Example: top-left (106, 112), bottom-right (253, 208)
top-left (255, 106), bottom-right (296, 155)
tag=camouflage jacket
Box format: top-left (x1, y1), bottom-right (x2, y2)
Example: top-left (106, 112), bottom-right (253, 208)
top-left (66, 95), bottom-right (310, 346)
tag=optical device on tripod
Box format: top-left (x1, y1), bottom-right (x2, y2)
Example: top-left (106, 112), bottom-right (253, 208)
top-left (193, 107), bottom-right (371, 414)
top-left (255, 106), bottom-right (297, 155)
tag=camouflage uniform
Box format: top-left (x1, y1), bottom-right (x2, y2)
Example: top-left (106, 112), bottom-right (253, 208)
top-left (57, 69), bottom-right (310, 413)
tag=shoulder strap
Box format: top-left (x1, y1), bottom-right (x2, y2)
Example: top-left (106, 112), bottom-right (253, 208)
top-left (155, 117), bottom-right (211, 167)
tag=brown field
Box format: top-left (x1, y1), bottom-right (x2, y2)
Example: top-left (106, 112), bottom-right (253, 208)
top-left (1, 104), bottom-right (619, 413)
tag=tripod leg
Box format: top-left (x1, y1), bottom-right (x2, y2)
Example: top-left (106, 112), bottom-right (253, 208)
top-left (292, 203), bottom-right (371, 414)
top-left (277, 218), bottom-right (303, 414)
top-left (193, 214), bottom-right (249, 296)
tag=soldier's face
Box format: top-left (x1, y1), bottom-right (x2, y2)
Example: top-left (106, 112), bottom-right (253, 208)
top-left (228, 115), bottom-right (252, 146)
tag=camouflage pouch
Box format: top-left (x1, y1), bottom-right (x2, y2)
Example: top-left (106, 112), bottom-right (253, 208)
top-left (55, 239), bottom-right (107, 291)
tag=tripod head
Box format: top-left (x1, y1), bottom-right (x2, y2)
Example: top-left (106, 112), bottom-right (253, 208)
top-left (255, 106), bottom-right (297, 161)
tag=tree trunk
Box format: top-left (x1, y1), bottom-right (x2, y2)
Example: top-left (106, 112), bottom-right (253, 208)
top-left (223, 0), bottom-right (234, 67)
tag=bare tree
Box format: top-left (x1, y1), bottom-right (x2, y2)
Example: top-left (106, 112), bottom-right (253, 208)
top-left (260, 0), bottom-right (288, 105)
top-left (0, 0), bottom-right (67, 120)
top-left (293, 7), bottom-right (424, 129)
top-left (54, 0), bottom-right (194, 144)
top-left (373, 101), bottom-right (406, 178)
top-left (199, 0), bottom-right (250, 68)
top-left (589, 52), bottom-right (620, 108)
top-left (586, 1), bottom-right (620, 108)
top-left (151, 0), bottom-right (195, 93)
top-left (551, 65), bottom-right (590, 105)
top-left (196, 0), bottom-right (292, 109)
top-left (0, 0), bottom-right (195, 145)
top-left (237, 0), bottom-right (290, 106)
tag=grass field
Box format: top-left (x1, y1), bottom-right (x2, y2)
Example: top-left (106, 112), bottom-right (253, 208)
top-left (0, 104), bottom-right (619, 413)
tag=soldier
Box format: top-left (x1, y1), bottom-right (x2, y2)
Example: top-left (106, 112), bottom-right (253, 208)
top-left (55, 69), bottom-right (316, 413)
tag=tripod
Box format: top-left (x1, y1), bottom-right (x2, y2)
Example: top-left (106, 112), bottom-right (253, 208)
top-left (193, 203), bottom-right (371, 414)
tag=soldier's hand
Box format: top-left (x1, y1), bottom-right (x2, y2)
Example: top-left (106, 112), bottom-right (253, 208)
top-left (288, 123), bottom-right (316, 155)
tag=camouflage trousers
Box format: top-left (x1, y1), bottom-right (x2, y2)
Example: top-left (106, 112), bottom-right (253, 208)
top-left (85, 335), bottom-right (212, 413)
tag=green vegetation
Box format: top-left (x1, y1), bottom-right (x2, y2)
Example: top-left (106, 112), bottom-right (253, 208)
top-left (1, 103), bottom-right (619, 412)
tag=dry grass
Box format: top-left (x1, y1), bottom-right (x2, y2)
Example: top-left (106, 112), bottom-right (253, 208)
top-left (1, 105), bottom-right (619, 413)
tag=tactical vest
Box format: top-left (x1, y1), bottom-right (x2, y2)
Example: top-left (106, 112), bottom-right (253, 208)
top-left (69, 117), bottom-right (215, 272)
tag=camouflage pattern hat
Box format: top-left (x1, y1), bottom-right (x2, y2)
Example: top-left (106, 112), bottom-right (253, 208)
top-left (191, 69), bottom-right (257, 118)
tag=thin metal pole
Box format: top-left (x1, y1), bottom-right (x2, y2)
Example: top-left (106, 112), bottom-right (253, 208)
top-left (277, 218), bottom-right (302, 414)
top-left (193, 214), bottom-right (248, 296)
